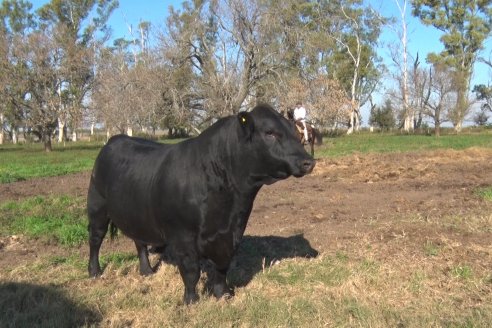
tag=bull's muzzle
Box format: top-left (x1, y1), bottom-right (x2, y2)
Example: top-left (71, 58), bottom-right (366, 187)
top-left (294, 158), bottom-right (315, 177)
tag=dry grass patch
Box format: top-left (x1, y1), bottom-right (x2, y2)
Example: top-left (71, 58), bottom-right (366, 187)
top-left (1, 237), bottom-right (491, 327)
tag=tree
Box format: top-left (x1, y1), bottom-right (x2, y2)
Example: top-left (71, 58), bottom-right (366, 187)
top-left (162, 0), bottom-right (285, 124)
top-left (93, 36), bottom-right (170, 138)
top-left (369, 99), bottom-right (396, 131)
top-left (276, 75), bottom-right (350, 130)
top-left (0, 0), bottom-right (36, 144)
top-left (388, 0), bottom-right (413, 131)
top-left (473, 84), bottom-right (492, 112)
top-left (473, 109), bottom-right (489, 126)
top-left (473, 84), bottom-right (492, 126)
top-left (407, 54), bottom-right (431, 129)
top-left (424, 63), bottom-right (457, 137)
top-left (412, 0), bottom-right (492, 132)
top-left (320, 0), bottom-right (385, 134)
top-left (36, 0), bottom-right (117, 141)
top-left (18, 29), bottom-right (62, 151)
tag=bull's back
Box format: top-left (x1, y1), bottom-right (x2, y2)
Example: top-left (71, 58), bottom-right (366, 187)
top-left (91, 135), bottom-right (165, 191)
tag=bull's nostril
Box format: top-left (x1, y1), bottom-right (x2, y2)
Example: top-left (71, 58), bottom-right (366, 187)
top-left (302, 159), bottom-right (315, 172)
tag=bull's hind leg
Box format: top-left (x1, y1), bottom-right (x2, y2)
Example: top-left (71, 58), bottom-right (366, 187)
top-left (134, 241), bottom-right (154, 276)
top-left (87, 184), bottom-right (109, 277)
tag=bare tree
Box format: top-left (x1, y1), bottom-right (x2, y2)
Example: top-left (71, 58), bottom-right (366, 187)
top-left (92, 40), bottom-right (170, 138)
top-left (162, 0), bottom-right (286, 124)
top-left (423, 63), bottom-right (456, 137)
top-left (276, 75), bottom-right (350, 130)
top-left (389, 0), bottom-right (413, 131)
top-left (408, 54), bottom-right (430, 129)
top-left (320, 1), bottom-right (385, 134)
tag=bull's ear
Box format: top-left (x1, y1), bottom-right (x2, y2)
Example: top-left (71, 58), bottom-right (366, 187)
top-left (238, 111), bottom-right (254, 141)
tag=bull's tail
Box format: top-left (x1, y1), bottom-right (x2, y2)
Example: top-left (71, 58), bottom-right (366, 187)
top-left (314, 128), bottom-right (323, 145)
top-left (109, 221), bottom-right (118, 240)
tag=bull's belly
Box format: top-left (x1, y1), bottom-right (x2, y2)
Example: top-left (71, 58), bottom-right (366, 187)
top-left (107, 209), bottom-right (165, 245)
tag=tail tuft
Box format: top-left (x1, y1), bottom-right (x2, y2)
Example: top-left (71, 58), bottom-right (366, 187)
top-left (109, 222), bottom-right (118, 240)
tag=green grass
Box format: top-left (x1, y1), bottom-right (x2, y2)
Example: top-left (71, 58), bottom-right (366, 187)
top-left (317, 132), bottom-right (492, 157)
top-left (0, 195), bottom-right (87, 246)
top-left (0, 142), bottom-right (102, 183)
top-left (476, 186), bottom-right (492, 201)
top-left (0, 139), bottom-right (190, 183)
top-left (1, 132), bottom-right (491, 183)
top-left (451, 264), bottom-right (474, 280)
top-left (101, 252), bottom-right (139, 268)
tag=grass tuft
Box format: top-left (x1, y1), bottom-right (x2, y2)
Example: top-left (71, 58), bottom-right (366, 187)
top-left (475, 186), bottom-right (492, 201)
top-left (451, 265), bottom-right (474, 280)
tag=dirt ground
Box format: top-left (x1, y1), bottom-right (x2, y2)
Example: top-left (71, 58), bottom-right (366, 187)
top-left (1, 148), bottom-right (492, 272)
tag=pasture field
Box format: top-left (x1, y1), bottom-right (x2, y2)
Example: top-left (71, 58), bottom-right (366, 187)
top-left (1, 132), bottom-right (492, 327)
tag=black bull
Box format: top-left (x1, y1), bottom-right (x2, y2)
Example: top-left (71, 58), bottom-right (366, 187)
top-left (87, 104), bottom-right (315, 304)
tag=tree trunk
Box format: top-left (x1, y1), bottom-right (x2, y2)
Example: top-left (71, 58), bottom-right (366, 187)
top-left (454, 120), bottom-right (462, 133)
top-left (347, 100), bottom-right (359, 134)
top-left (453, 73), bottom-right (469, 133)
top-left (354, 110), bottom-right (360, 132)
top-left (0, 113), bottom-right (4, 145)
top-left (435, 124), bottom-right (440, 137)
top-left (347, 110), bottom-right (354, 135)
top-left (12, 129), bottom-right (18, 144)
top-left (72, 130), bottom-right (77, 142)
top-left (43, 133), bottom-right (52, 152)
top-left (58, 119), bottom-right (65, 143)
top-left (403, 113), bottom-right (413, 131)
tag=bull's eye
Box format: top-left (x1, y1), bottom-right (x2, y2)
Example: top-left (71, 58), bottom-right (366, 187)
top-left (265, 131), bottom-right (278, 140)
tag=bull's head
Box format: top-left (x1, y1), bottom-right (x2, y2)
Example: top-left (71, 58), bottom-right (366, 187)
top-left (238, 104), bottom-right (315, 186)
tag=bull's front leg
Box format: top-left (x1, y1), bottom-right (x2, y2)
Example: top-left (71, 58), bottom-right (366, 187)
top-left (208, 266), bottom-right (234, 299)
top-left (175, 246), bottom-right (200, 305)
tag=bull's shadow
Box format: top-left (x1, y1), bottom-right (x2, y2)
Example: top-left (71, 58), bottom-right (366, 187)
top-left (156, 234), bottom-right (318, 288)
top-left (228, 234), bottom-right (319, 287)
top-left (0, 282), bottom-right (102, 327)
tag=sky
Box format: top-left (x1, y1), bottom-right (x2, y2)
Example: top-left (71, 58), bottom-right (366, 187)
top-left (29, 0), bottom-right (492, 123)
top-left (371, 0), bottom-right (492, 91)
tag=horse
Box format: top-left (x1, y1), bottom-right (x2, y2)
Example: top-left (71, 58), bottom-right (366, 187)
top-left (285, 110), bottom-right (323, 156)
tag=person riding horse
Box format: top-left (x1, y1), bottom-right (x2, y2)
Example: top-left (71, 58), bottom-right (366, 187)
top-left (285, 103), bottom-right (323, 156)
top-left (293, 102), bottom-right (309, 142)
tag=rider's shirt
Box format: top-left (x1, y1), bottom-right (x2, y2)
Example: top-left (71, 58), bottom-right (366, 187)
top-left (294, 106), bottom-right (306, 121)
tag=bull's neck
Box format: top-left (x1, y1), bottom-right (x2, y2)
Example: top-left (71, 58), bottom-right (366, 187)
top-left (199, 117), bottom-right (261, 196)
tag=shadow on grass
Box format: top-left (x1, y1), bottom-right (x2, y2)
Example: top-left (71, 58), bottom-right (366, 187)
top-left (0, 282), bottom-right (101, 327)
top-left (154, 234), bottom-right (318, 289)
top-left (229, 234), bottom-right (319, 287)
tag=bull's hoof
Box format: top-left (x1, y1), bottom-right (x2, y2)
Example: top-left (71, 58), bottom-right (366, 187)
top-left (184, 292), bottom-right (199, 305)
top-left (209, 283), bottom-right (234, 300)
top-left (88, 265), bottom-right (102, 278)
top-left (139, 266), bottom-right (155, 276)
top-left (89, 273), bottom-right (101, 278)
top-left (220, 292), bottom-right (234, 301)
